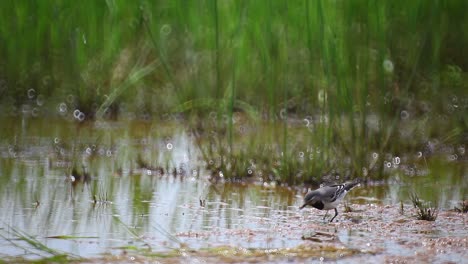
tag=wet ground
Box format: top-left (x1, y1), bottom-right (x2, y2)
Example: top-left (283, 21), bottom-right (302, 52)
top-left (0, 118), bottom-right (466, 263)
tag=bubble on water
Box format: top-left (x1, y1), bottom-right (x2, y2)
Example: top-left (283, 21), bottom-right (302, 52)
top-left (106, 150), bottom-right (112, 157)
top-left (219, 171), bottom-right (224, 178)
top-left (27, 88), bottom-right (36, 99)
top-left (417, 151), bottom-right (423, 158)
top-left (303, 118), bottom-right (310, 127)
top-left (362, 167), bottom-right (368, 176)
top-left (320, 257), bottom-right (324, 262)
top-left (166, 143), bottom-right (173, 150)
top-left (247, 169), bottom-right (253, 175)
top-left (400, 110), bottom-right (410, 120)
top-left (457, 146), bottom-right (465, 155)
top-left (393, 156), bottom-right (401, 165)
top-left (77, 112), bottom-right (85, 122)
top-left (67, 94), bottom-right (75, 104)
top-left (209, 160), bottom-right (214, 165)
top-left (309, 154), bottom-right (314, 160)
top-left (299, 152), bottom-right (304, 158)
top-left (160, 24), bottom-right (172, 36)
top-left (318, 89), bottom-right (327, 103)
top-left (54, 137), bottom-right (60, 144)
top-left (372, 152), bottom-right (379, 159)
top-left (31, 107), bottom-right (39, 117)
top-left (73, 109), bottom-right (81, 119)
top-left (36, 94), bottom-right (44, 106)
top-left (86, 147), bottom-right (92, 155)
top-left (383, 59), bottom-right (394, 73)
top-left (58, 102), bottom-right (67, 114)
top-left (209, 111), bottom-right (217, 120)
top-left (279, 108), bottom-right (286, 120)
top-left (385, 161), bottom-right (391, 168)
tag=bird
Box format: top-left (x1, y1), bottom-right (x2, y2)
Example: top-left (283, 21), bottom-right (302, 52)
top-left (299, 181), bottom-right (360, 222)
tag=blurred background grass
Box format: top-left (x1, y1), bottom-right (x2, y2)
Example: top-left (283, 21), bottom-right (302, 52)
top-left (0, 0), bottom-right (466, 183)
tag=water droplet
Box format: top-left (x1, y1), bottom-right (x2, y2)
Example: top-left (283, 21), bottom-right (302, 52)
top-left (27, 88), bottom-right (36, 99)
top-left (383, 59), bottom-right (394, 73)
top-left (318, 89), bottom-right (327, 103)
top-left (393, 156), bottom-right (401, 165)
top-left (209, 111), bottom-right (217, 120)
top-left (73, 109), bottom-right (81, 119)
top-left (67, 94), bottom-right (75, 104)
top-left (31, 107), bottom-right (39, 117)
top-left (160, 24), bottom-right (172, 36)
top-left (457, 146), bottom-right (465, 155)
top-left (77, 112), bottom-right (85, 122)
top-left (279, 108), bottom-right (286, 119)
top-left (58, 103), bottom-right (67, 114)
top-left (36, 94), bottom-right (44, 106)
top-left (400, 110), bottom-right (410, 120)
top-left (166, 143), bottom-right (173, 150)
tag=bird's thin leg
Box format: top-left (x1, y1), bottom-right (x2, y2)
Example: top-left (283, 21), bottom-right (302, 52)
top-left (322, 210), bottom-right (329, 220)
top-left (329, 208), bottom-right (338, 222)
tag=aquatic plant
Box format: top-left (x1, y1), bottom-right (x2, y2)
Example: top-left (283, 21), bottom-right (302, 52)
top-left (410, 192), bottom-right (438, 221)
top-left (454, 200), bottom-right (468, 213)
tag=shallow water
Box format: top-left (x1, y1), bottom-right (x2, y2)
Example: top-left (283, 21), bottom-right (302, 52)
top-left (0, 118), bottom-right (466, 262)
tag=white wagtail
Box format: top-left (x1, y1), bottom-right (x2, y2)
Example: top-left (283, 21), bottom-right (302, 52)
top-left (299, 181), bottom-right (360, 222)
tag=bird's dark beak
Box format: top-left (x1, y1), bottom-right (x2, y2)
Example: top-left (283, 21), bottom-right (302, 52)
top-left (299, 204), bottom-right (306, 210)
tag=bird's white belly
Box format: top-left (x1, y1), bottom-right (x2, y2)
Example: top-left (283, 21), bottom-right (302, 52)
top-left (323, 199), bottom-right (342, 210)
